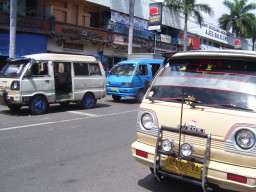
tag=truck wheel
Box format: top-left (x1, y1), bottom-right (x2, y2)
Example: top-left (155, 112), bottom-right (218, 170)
top-left (8, 104), bottom-right (22, 112)
top-left (81, 93), bottom-right (95, 109)
top-left (136, 89), bottom-right (145, 103)
top-left (112, 95), bottom-right (121, 101)
top-left (29, 96), bottom-right (48, 115)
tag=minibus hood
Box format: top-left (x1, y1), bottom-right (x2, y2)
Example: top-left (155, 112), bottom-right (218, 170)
top-left (107, 75), bottom-right (133, 84)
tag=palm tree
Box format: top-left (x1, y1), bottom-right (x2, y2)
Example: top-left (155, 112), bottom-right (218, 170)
top-left (250, 22), bottom-right (256, 51)
top-left (218, 0), bottom-right (256, 39)
top-left (165, 0), bottom-right (213, 51)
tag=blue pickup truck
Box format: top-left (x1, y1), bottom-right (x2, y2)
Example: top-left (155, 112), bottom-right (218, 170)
top-left (106, 59), bottom-right (163, 102)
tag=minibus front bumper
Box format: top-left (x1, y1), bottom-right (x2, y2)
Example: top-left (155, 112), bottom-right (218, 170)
top-left (131, 141), bottom-right (256, 192)
top-left (107, 86), bottom-right (139, 97)
top-left (0, 90), bottom-right (23, 105)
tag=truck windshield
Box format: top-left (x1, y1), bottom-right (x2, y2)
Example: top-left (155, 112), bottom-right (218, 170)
top-left (147, 58), bottom-right (256, 111)
top-left (109, 64), bottom-right (135, 76)
top-left (0, 59), bottom-right (29, 78)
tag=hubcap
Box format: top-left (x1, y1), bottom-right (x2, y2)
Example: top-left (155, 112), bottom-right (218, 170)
top-left (35, 100), bottom-right (45, 111)
top-left (85, 97), bottom-right (93, 107)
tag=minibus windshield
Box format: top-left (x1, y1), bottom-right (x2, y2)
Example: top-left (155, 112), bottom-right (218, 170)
top-left (147, 58), bottom-right (256, 111)
top-left (109, 64), bottom-right (135, 76)
top-left (0, 59), bottom-right (29, 78)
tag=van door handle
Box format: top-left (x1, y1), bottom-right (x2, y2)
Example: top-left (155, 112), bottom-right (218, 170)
top-left (45, 80), bottom-right (50, 83)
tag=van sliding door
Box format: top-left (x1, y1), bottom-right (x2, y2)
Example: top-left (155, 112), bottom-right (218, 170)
top-left (53, 62), bottom-right (72, 100)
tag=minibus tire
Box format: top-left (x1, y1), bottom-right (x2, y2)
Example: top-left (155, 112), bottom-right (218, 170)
top-left (29, 95), bottom-right (48, 115)
top-left (81, 93), bottom-right (95, 109)
top-left (112, 95), bottom-right (121, 101)
top-left (8, 104), bottom-right (22, 112)
top-left (136, 89), bottom-right (145, 103)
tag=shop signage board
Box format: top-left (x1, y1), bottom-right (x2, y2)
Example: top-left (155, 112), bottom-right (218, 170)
top-left (54, 22), bottom-right (109, 42)
top-left (48, 38), bottom-right (87, 55)
top-left (148, 3), bottom-right (163, 30)
top-left (0, 13), bottom-right (51, 34)
top-left (111, 10), bottom-right (148, 31)
top-left (194, 22), bottom-right (230, 44)
top-left (112, 34), bottom-right (178, 52)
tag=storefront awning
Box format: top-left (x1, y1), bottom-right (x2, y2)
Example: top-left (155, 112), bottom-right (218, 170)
top-left (0, 33), bottom-right (48, 57)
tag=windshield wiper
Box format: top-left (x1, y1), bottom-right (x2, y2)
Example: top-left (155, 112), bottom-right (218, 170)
top-left (147, 97), bottom-right (180, 102)
top-left (216, 104), bottom-right (253, 111)
top-left (147, 97), bottom-right (203, 106)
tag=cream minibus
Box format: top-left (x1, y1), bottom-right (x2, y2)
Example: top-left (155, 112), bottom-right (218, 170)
top-left (132, 50), bottom-right (256, 192)
top-left (0, 53), bottom-right (106, 115)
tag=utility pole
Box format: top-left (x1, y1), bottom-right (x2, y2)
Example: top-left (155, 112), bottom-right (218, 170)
top-left (9, 0), bottom-right (17, 58)
top-left (128, 0), bottom-right (135, 55)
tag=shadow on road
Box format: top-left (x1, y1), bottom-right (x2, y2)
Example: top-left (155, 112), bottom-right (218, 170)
top-left (106, 97), bottom-right (140, 104)
top-left (138, 173), bottom-right (203, 192)
top-left (0, 102), bottom-right (111, 116)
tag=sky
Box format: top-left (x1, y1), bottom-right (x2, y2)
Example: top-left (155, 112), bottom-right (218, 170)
top-left (196, 0), bottom-right (256, 26)
top-left (155, 0), bottom-right (256, 26)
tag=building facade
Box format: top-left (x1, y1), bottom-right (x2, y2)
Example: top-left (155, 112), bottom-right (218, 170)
top-left (0, 0), bottom-right (253, 70)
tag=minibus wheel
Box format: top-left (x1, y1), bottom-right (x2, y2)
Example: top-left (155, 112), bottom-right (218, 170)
top-left (136, 89), bottom-right (145, 102)
top-left (29, 95), bottom-right (48, 115)
top-left (8, 104), bottom-right (22, 112)
top-left (81, 93), bottom-right (95, 109)
top-left (112, 95), bottom-right (121, 101)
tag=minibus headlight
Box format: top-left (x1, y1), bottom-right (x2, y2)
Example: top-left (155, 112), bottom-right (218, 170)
top-left (235, 129), bottom-right (255, 149)
top-left (141, 113), bottom-right (154, 130)
top-left (162, 139), bottom-right (174, 152)
top-left (180, 143), bottom-right (194, 157)
top-left (11, 81), bottom-right (20, 90)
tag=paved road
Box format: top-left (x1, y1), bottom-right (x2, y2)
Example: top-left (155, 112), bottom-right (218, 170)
top-left (0, 96), bottom-right (204, 192)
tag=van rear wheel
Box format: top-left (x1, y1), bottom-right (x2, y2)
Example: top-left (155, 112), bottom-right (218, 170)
top-left (81, 93), bottom-right (95, 109)
top-left (112, 95), bottom-right (121, 102)
top-left (29, 96), bottom-right (48, 115)
top-left (8, 104), bottom-right (22, 112)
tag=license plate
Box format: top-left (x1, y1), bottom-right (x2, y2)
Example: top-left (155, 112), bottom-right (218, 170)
top-left (111, 88), bottom-right (118, 91)
top-left (164, 156), bottom-right (202, 179)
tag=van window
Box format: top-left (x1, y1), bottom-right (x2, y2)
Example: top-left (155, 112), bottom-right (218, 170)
top-left (150, 63), bottom-right (161, 77)
top-left (74, 63), bottom-right (101, 76)
top-left (74, 63), bottom-right (89, 76)
top-left (89, 63), bottom-right (101, 76)
top-left (31, 62), bottom-right (48, 76)
top-left (138, 65), bottom-right (148, 75)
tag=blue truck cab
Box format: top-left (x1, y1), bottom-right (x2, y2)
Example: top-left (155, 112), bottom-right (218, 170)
top-left (106, 59), bottom-right (163, 102)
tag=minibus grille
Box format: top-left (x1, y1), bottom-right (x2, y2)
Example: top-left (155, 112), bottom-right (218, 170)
top-left (153, 126), bottom-right (211, 191)
top-left (109, 83), bottom-right (122, 87)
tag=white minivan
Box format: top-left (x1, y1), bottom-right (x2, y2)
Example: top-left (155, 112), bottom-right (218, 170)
top-left (0, 53), bottom-right (106, 115)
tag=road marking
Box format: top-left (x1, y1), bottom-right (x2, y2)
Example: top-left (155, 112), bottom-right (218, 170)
top-left (0, 109), bottom-right (138, 132)
top-left (68, 111), bottom-right (99, 117)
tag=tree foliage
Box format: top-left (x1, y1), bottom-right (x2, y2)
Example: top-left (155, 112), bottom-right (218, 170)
top-left (218, 0), bottom-right (256, 38)
top-left (165, 0), bottom-right (213, 51)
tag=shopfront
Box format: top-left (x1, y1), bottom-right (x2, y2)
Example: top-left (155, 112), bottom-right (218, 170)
top-left (0, 12), bottom-right (50, 69)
